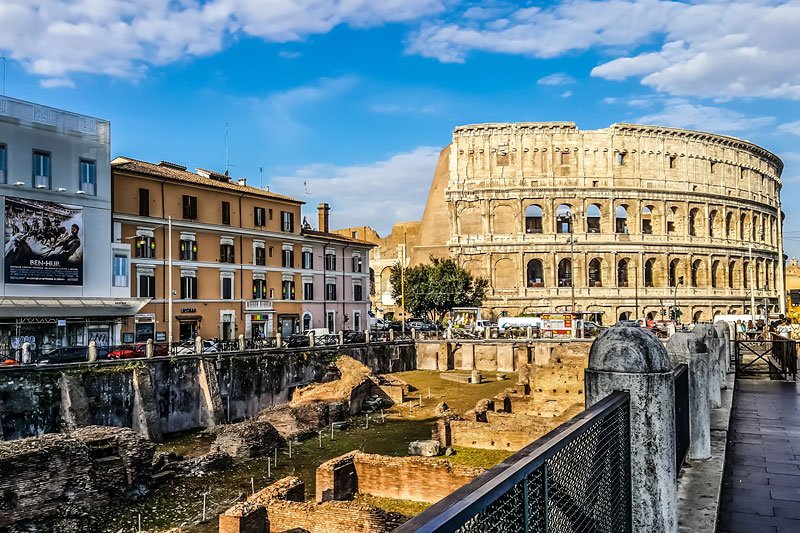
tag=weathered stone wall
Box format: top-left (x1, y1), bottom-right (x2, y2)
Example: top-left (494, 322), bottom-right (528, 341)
top-left (0, 342), bottom-right (415, 441)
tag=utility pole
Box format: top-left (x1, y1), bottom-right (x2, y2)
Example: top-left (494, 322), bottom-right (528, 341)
top-left (167, 216), bottom-right (173, 345)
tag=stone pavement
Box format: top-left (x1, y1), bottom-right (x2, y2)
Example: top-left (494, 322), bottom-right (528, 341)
top-left (717, 379), bottom-right (800, 532)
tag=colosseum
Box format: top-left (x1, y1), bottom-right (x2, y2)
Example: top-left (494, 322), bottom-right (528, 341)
top-left (338, 122), bottom-right (785, 324)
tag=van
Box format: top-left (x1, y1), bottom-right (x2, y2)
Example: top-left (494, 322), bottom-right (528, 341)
top-left (497, 316), bottom-right (543, 331)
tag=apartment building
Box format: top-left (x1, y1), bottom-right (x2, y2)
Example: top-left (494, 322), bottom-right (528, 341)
top-left (0, 96), bottom-right (143, 355)
top-left (112, 158), bottom-right (372, 342)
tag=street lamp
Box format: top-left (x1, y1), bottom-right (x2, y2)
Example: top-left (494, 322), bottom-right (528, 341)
top-left (672, 275), bottom-right (684, 323)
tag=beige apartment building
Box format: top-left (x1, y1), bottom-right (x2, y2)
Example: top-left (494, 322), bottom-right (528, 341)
top-left (355, 122), bottom-right (785, 324)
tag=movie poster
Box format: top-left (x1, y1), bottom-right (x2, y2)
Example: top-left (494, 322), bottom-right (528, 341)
top-left (3, 196), bottom-right (84, 285)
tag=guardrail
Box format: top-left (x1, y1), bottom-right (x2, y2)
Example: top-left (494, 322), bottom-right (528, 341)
top-left (395, 391), bottom-right (631, 533)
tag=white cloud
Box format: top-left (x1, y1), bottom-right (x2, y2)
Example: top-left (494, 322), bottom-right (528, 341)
top-left (406, 1), bottom-right (800, 100)
top-left (537, 72), bottom-right (575, 86)
top-left (1, 0), bottom-right (444, 87)
top-left (602, 97), bottom-right (617, 104)
top-left (778, 120), bottom-right (800, 136)
top-left (369, 103), bottom-right (438, 114)
top-left (270, 146), bottom-right (441, 234)
top-left (561, 90), bottom-right (573, 98)
top-left (636, 99), bottom-right (775, 133)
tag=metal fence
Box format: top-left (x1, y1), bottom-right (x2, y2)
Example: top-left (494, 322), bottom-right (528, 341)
top-left (735, 335), bottom-right (797, 380)
top-left (395, 391), bottom-right (631, 533)
top-left (673, 364), bottom-right (690, 475)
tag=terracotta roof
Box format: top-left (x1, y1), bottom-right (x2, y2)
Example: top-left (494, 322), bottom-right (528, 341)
top-left (302, 228), bottom-right (376, 247)
top-left (111, 156), bottom-right (303, 204)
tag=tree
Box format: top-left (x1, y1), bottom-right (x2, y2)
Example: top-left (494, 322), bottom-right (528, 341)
top-left (389, 257), bottom-right (488, 324)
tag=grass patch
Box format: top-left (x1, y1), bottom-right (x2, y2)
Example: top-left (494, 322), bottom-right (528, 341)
top-left (354, 493), bottom-right (432, 517)
top-left (446, 446), bottom-right (514, 469)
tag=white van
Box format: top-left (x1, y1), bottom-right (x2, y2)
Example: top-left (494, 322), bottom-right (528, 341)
top-left (497, 316), bottom-right (543, 331)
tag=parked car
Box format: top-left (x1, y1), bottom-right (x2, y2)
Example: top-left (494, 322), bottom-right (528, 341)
top-left (581, 321), bottom-right (603, 337)
top-left (37, 345), bottom-right (111, 364)
top-left (284, 334), bottom-right (310, 348)
top-left (474, 320), bottom-right (497, 334)
top-left (369, 318), bottom-right (390, 331)
top-left (343, 330), bottom-right (366, 344)
top-left (108, 343), bottom-right (168, 359)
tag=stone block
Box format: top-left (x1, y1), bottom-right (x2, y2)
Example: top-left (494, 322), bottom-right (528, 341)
top-left (408, 440), bottom-right (441, 457)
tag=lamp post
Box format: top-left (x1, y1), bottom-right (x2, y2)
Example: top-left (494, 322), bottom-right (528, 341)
top-left (167, 216), bottom-right (173, 346)
top-left (672, 275), bottom-right (684, 324)
top-left (565, 210), bottom-right (576, 314)
top-left (401, 229), bottom-right (407, 336)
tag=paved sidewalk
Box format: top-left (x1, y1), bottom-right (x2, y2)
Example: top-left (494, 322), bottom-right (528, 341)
top-left (717, 379), bottom-right (800, 532)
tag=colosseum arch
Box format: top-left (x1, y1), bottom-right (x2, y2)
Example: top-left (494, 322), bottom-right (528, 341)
top-left (743, 261), bottom-right (751, 289)
top-left (709, 209), bottom-right (722, 238)
top-left (688, 208), bottom-right (701, 237)
top-left (728, 261), bottom-right (737, 289)
top-left (693, 310), bottom-right (704, 323)
top-left (461, 259), bottom-right (486, 279)
top-left (493, 204), bottom-right (516, 234)
top-left (666, 205), bottom-right (685, 235)
top-left (615, 205), bottom-right (629, 234)
top-left (588, 258), bottom-right (603, 287)
top-left (557, 258), bottom-right (572, 287)
top-left (556, 204), bottom-right (573, 234)
top-left (641, 205), bottom-right (654, 235)
top-left (739, 212), bottom-right (748, 240)
top-left (669, 258), bottom-right (685, 287)
top-left (525, 204), bottom-right (543, 234)
top-left (527, 259), bottom-right (544, 287)
top-left (710, 260), bottom-right (721, 288)
top-left (691, 259), bottom-right (707, 287)
top-left (617, 258), bottom-right (630, 287)
top-left (725, 211), bottom-right (734, 239)
top-left (494, 258), bottom-right (517, 289)
top-left (459, 205), bottom-right (482, 234)
top-left (586, 204), bottom-right (602, 233)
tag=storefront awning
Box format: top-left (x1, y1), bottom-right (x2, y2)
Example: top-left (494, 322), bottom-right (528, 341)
top-left (0, 297), bottom-right (150, 318)
top-left (176, 314), bottom-right (203, 321)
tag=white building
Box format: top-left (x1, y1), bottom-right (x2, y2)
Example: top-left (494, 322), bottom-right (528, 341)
top-left (0, 96), bottom-right (146, 356)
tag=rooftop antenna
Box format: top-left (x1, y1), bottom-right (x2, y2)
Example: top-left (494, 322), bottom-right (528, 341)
top-left (259, 167), bottom-right (264, 189)
top-left (224, 121), bottom-right (230, 176)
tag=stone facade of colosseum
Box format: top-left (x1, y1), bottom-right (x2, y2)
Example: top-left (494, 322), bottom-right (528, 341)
top-left (338, 122), bottom-right (785, 324)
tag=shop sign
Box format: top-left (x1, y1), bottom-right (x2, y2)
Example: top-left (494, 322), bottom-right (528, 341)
top-left (181, 308), bottom-right (196, 313)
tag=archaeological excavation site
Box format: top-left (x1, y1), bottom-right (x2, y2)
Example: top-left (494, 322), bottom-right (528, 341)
top-left (0, 337), bottom-right (591, 532)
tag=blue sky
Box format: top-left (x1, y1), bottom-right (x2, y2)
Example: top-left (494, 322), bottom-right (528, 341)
top-left (3, 0), bottom-right (800, 254)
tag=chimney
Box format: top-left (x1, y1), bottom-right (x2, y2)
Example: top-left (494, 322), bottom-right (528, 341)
top-left (318, 203), bottom-right (330, 233)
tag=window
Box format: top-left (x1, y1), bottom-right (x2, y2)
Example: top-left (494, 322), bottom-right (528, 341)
top-left (642, 206), bottom-right (653, 235)
top-left (325, 252), bottom-right (336, 271)
top-left (668, 155), bottom-right (677, 169)
top-left (560, 151), bottom-right (570, 165)
top-left (667, 207), bottom-right (677, 234)
top-left (254, 245), bottom-right (266, 266)
top-left (615, 205), bottom-right (628, 234)
top-left (326, 280), bottom-right (337, 300)
top-left (281, 211), bottom-right (295, 232)
top-left (588, 258), bottom-right (602, 287)
top-left (303, 281), bottom-right (314, 300)
top-left (617, 259), bottom-right (629, 287)
top-left (221, 201), bottom-right (231, 225)
top-left (526, 259), bottom-right (544, 287)
top-left (180, 238), bottom-right (197, 261)
top-left (79, 159), bottom-right (96, 195)
top-left (586, 204), bottom-right (601, 233)
top-left (182, 195), bottom-right (198, 220)
top-left (282, 279), bottom-right (295, 300)
top-left (269, 246), bottom-right (274, 258)
top-left (302, 250), bottom-right (313, 269)
top-left (644, 259), bottom-right (655, 287)
top-left (352, 255), bottom-right (363, 273)
top-left (525, 205), bottom-right (543, 234)
top-left (269, 208), bottom-right (273, 220)
top-left (0, 144), bottom-right (6, 183)
top-left (112, 254), bottom-right (128, 287)
top-left (138, 271), bottom-right (156, 298)
top-left (688, 208), bottom-right (699, 237)
top-left (254, 207), bottom-right (266, 227)
top-left (556, 204), bottom-right (572, 234)
top-left (326, 311), bottom-right (335, 333)
top-left (253, 279), bottom-right (267, 299)
top-left (557, 258), bottom-right (572, 287)
top-left (135, 235), bottom-right (155, 258)
top-left (220, 243), bottom-right (235, 263)
top-left (617, 152), bottom-right (626, 166)
top-left (354, 283), bottom-right (363, 301)
top-left (282, 247), bottom-right (294, 268)
top-left (710, 161), bottom-right (717, 174)
top-left (180, 275), bottom-right (197, 299)
top-left (32, 150), bottom-right (51, 189)
top-left (669, 259), bottom-right (682, 287)
top-left (139, 189), bottom-right (150, 216)
top-left (221, 274), bottom-right (234, 300)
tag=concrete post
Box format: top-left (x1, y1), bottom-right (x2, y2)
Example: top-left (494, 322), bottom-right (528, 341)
top-left (485, 327), bottom-right (490, 340)
top-left (276, 332), bottom-right (283, 348)
top-left (446, 326), bottom-right (452, 340)
top-left (526, 326), bottom-right (533, 339)
top-left (389, 329), bottom-right (395, 342)
top-left (88, 341), bottom-right (97, 363)
top-left (667, 332), bottom-right (711, 460)
top-left (412, 328), bottom-right (418, 340)
top-left (693, 325), bottom-right (722, 408)
top-left (238, 333), bottom-right (245, 352)
top-left (338, 330), bottom-right (345, 345)
top-left (309, 331), bottom-right (315, 347)
top-left (714, 321), bottom-right (731, 376)
top-left (365, 329), bottom-right (371, 343)
top-left (21, 342), bottom-right (31, 364)
top-left (195, 335), bottom-right (203, 354)
top-left (585, 323), bottom-right (677, 533)
top-left (145, 338), bottom-right (154, 358)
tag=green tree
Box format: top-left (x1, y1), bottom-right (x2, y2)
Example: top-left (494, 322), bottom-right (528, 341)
top-left (389, 257), bottom-right (488, 324)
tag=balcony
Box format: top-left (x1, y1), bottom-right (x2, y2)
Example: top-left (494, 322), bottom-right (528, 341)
top-left (245, 300), bottom-right (274, 312)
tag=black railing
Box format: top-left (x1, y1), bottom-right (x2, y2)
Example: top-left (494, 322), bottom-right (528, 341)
top-left (735, 336), bottom-right (797, 380)
top-left (673, 364), bottom-right (690, 475)
top-left (395, 391), bottom-right (631, 533)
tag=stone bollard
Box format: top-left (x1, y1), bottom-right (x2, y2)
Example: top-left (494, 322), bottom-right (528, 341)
top-left (365, 329), bottom-right (371, 343)
top-left (526, 326), bottom-right (533, 339)
top-left (88, 341), bottom-right (97, 363)
top-left (470, 369), bottom-right (482, 384)
top-left (446, 326), bottom-right (452, 340)
top-left (585, 323), bottom-right (677, 533)
top-left (412, 328), bottom-right (418, 340)
top-left (485, 327), bottom-right (491, 340)
top-left (309, 331), bottom-right (315, 347)
top-left (276, 332), bottom-right (283, 348)
top-left (667, 332), bottom-right (711, 460)
top-left (389, 329), bottom-right (395, 342)
top-left (338, 331), bottom-right (345, 345)
top-left (195, 335), bottom-right (203, 354)
top-left (238, 333), bottom-right (245, 352)
top-left (693, 325), bottom-right (722, 408)
top-left (21, 342), bottom-right (32, 364)
top-left (145, 338), bottom-right (154, 358)
top-left (714, 321), bottom-right (731, 377)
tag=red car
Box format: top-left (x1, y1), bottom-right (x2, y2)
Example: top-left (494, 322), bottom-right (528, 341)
top-left (108, 343), bottom-right (168, 359)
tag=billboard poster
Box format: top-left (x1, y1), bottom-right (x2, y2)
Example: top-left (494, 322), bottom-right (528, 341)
top-left (4, 196), bottom-right (84, 285)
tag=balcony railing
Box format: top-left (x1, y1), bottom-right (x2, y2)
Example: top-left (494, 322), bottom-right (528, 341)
top-left (244, 299), bottom-right (274, 311)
